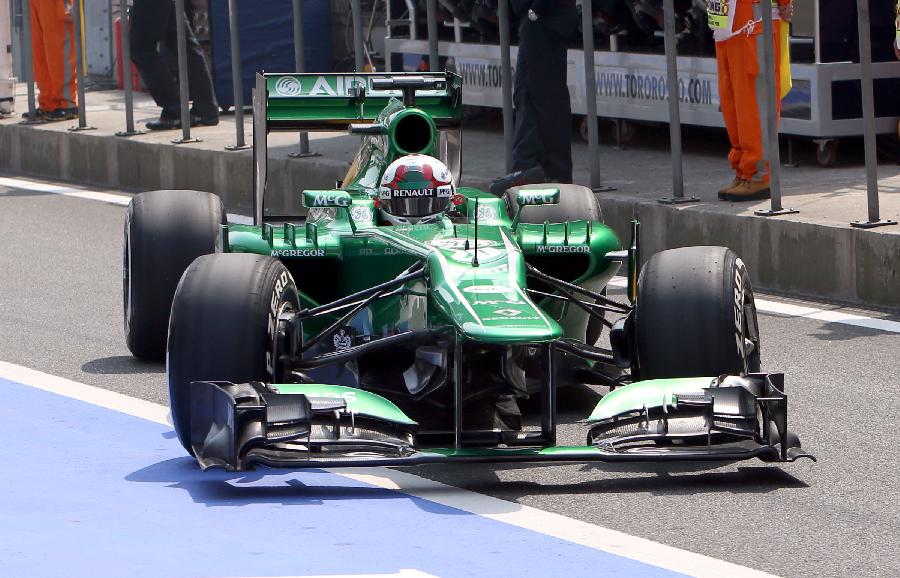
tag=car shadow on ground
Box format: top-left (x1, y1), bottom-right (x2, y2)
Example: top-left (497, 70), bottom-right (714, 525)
top-left (407, 462), bottom-right (808, 501)
top-left (125, 456), bottom-right (488, 516)
top-left (808, 322), bottom-right (894, 342)
top-left (81, 355), bottom-right (164, 374)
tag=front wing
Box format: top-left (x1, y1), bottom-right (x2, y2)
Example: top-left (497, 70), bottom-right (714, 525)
top-left (188, 374), bottom-right (814, 472)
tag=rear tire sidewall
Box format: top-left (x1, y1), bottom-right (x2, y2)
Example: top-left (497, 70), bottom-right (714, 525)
top-left (124, 190), bottom-right (225, 361)
top-left (634, 246), bottom-right (761, 380)
top-left (166, 254), bottom-right (300, 454)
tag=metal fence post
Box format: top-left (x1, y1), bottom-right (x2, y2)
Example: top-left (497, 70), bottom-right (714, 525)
top-left (754, 4), bottom-right (795, 216)
top-left (19, 0), bottom-right (38, 122)
top-left (850, 0), bottom-right (896, 228)
top-left (658, 0), bottom-right (696, 204)
top-left (224, 0), bottom-right (248, 150)
top-left (498, 0), bottom-right (513, 174)
top-left (172, 0), bottom-right (199, 144)
top-left (581, 0), bottom-right (609, 191)
top-left (351, 0), bottom-right (364, 72)
top-left (426, 0), bottom-right (439, 71)
top-left (287, 0), bottom-right (318, 158)
top-left (69, 0), bottom-right (94, 131)
top-left (116, 1), bottom-right (142, 136)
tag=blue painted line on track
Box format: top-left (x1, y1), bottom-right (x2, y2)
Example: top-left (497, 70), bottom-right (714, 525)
top-left (0, 377), bottom-right (687, 578)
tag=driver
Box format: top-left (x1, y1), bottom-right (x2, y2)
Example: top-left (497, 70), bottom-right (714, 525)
top-left (378, 155), bottom-right (455, 225)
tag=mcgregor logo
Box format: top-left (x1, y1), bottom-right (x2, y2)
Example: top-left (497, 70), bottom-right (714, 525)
top-left (274, 76), bottom-right (303, 97)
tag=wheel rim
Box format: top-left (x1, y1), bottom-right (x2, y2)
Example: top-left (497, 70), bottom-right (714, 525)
top-left (742, 297), bottom-right (761, 373)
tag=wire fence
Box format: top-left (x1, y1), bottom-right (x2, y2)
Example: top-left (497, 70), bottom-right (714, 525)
top-left (4, 0), bottom-right (896, 227)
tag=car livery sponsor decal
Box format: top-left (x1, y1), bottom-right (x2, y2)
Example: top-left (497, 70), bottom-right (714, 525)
top-left (310, 193), bottom-right (352, 208)
top-left (492, 309), bottom-right (522, 317)
top-left (481, 315), bottom-right (542, 322)
top-left (274, 76), bottom-right (303, 97)
top-left (475, 205), bottom-right (498, 221)
top-left (427, 238), bottom-right (504, 263)
top-left (357, 247), bottom-right (405, 256)
top-left (272, 249), bottom-right (326, 257)
top-left (390, 189), bottom-right (436, 198)
top-left (517, 190), bottom-right (559, 205)
top-left (333, 328), bottom-right (354, 352)
top-left (537, 245), bottom-right (590, 253)
top-left (462, 284), bottom-right (515, 294)
top-left (472, 299), bottom-right (525, 306)
top-left (350, 205), bottom-right (374, 222)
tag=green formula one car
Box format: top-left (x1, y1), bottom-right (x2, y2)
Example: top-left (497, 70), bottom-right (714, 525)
top-left (123, 72), bottom-right (813, 471)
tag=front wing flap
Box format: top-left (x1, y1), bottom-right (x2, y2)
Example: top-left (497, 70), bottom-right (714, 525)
top-left (586, 373), bottom-right (815, 463)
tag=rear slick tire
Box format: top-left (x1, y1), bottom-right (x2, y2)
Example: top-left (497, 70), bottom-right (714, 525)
top-left (123, 190), bottom-right (224, 361)
top-left (634, 246), bottom-right (761, 380)
top-left (166, 253), bottom-right (300, 455)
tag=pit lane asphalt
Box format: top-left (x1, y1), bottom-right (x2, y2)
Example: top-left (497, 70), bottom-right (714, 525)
top-left (1, 181), bottom-right (898, 578)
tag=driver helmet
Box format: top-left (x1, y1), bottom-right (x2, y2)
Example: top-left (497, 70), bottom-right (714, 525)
top-left (378, 154), bottom-right (455, 225)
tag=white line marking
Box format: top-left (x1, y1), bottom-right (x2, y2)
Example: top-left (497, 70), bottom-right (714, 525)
top-left (609, 277), bottom-right (900, 334)
top-left (0, 176), bottom-right (131, 206)
top-left (0, 175), bottom-right (253, 225)
top-left (0, 361), bottom-right (168, 425)
top-left (0, 360), bottom-right (778, 578)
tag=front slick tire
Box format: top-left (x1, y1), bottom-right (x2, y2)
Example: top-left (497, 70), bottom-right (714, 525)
top-left (634, 246), bottom-right (761, 380)
top-left (167, 254), bottom-right (299, 454)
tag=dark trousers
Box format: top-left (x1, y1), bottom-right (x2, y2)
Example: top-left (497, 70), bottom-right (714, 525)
top-left (130, 0), bottom-right (218, 119)
top-left (511, 17), bottom-right (573, 183)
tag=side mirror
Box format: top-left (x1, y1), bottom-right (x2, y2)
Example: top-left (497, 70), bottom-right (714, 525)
top-left (515, 188), bottom-right (560, 207)
top-left (303, 190), bottom-right (352, 209)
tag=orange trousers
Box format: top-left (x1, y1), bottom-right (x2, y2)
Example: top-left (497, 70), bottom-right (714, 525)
top-left (715, 21), bottom-right (782, 182)
top-left (30, 0), bottom-right (77, 111)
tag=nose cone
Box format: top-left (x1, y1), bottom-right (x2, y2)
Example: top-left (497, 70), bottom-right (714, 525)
top-left (427, 249), bottom-right (563, 344)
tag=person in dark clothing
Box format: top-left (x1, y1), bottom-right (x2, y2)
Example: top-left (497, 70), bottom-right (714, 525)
top-left (491, 0), bottom-right (579, 194)
top-left (130, 0), bottom-right (218, 130)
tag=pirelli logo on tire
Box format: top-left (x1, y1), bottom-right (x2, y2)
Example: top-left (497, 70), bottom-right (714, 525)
top-left (733, 257), bottom-right (746, 366)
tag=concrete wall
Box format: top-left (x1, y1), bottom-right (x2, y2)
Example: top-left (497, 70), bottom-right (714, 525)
top-left (597, 196), bottom-right (900, 309)
top-left (0, 122), bottom-right (346, 216)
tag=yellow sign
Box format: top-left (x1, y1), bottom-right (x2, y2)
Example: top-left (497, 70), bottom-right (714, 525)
top-left (707, 0), bottom-right (729, 30)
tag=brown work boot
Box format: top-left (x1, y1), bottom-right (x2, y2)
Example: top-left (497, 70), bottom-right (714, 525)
top-left (717, 177), bottom-right (742, 199)
top-left (720, 179), bottom-right (771, 201)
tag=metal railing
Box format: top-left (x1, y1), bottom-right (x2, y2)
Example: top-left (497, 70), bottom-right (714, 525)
top-left (6, 0), bottom-right (897, 225)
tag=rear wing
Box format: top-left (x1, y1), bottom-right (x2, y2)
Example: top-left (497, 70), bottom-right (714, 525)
top-left (253, 72), bottom-right (462, 224)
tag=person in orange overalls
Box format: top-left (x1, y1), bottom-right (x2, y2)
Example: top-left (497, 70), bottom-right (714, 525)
top-left (0, 0), bottom-right (15, 115)
top-left (710, 0), bottom-right (792, 201)
top-left (25, 0), bottom-right (78, 121)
